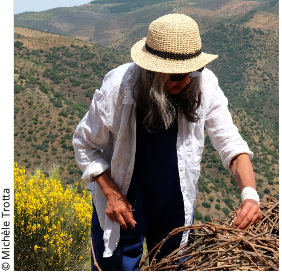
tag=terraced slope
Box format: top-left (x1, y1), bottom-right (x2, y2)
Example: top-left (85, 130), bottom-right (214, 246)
top-left (14, 27), bottom-right (131, 187)
top-left (14, 0), bottom-right (279, 222)
top-left (14, 26), bottom-right (278, 222)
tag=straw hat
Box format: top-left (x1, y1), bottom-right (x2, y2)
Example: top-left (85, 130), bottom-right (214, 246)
top-left (131, 14), bottom-right (218, 74)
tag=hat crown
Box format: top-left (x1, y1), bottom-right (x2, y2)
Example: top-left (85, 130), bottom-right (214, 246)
top-left (146, 14), bottom-right (201, 55)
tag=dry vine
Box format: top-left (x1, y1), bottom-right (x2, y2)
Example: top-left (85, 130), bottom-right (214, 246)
top-left (90, 195), bottom-right (278, 271)
top-left (139, 195), bottom-right (279, 271)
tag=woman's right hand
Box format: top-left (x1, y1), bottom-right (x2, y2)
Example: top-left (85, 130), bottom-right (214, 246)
top-left (95, 171), bottom-right (137, 229)
top-left (105, 192), bottom-right (137, 229)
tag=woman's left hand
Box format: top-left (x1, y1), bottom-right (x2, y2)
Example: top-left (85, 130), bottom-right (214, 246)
top-left (232, 199), bottom-right (262, 230)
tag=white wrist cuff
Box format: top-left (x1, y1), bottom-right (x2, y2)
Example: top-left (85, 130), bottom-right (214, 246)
top-left (241, 187), bottom-right (260, 205)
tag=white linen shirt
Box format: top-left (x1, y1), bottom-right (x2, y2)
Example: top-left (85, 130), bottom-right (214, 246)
top-left (72, 62), bottom-right (254, 257)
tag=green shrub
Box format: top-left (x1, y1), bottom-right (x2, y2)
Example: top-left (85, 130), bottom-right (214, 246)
top-left (223, 197), bottom-right (234, 210)
top-left (204, 215), bottom-right (212, 222)
top-left (69, 77), bottom-right (81, 87)
top-left (202, 202), bottom-right (211, 208)
top-left (14, 84), bottom-right (26, 94)
top-left (39, 83), bottom-right (49, 94)
top-left (194, 210), bottom-right (203, 220)
top-left (64, 134), bottom-right (72, 140)
top-left (62, 51), bottom-right (73, 58)
top-left (14, 41), bottom-right (24, 49)
top-left (59, 110), bottom-right (68, 117)
top-left (215, 203), bottom-right (221, 210)
top-left (222, 207), bottom-right (230, 216)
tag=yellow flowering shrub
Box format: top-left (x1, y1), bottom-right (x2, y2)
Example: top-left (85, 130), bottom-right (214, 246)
top-left (14, 163), bottom-right (92, 271)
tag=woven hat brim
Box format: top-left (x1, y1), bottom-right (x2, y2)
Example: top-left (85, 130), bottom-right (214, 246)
top-left (131, 38), bottom-right (218, 74)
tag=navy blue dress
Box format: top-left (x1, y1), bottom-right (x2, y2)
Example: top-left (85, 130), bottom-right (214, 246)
top-left (91, 106), bottom-right (185, 271)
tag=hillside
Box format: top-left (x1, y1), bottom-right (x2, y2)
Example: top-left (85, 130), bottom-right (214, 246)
top-left (14, 0), bottom-right (278, 49)
top-left (14, 27), bottom-right (278, 223)
top-left (14, 0), bottom-right (278, 222)
top-left (14, 0), bottom-right (279, 127)
top-left (201, 23), bottom-right (278, 128)
top-left (14, 27), bottom-right (131, 187)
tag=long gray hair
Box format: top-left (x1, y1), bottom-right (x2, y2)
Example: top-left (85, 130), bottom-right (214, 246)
top-left (132, 65), bottom-right (202, 132)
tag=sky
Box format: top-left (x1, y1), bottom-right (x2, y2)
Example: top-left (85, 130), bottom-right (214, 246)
top-left (14, 0), bottom-right (92, 14)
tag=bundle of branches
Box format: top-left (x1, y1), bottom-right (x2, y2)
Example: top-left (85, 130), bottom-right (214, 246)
top-left (139, 195), bottom-right (279, 271)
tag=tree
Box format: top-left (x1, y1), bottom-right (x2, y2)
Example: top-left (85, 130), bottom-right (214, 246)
top-left (202, 202), bottom-right (211, 208)
top-left (223, 197), bottom-right (234, 210)
top-left (14, 84), bottom-right (25, 94)
top-left (194, 211), bottom-right (203, 221)
top-left (222, 207), bottom-right (230, 216)
top-left (14, 41), bottom-right (23, 49)
top-left (204, 215), bottom-right (212, 222)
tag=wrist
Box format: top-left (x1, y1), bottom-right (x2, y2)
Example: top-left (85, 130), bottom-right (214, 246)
top-left (94, 172), bottom-right (123, 200)
top-left (104, 189), bottom-right (123, 201)
top-left (241, 186), bottom-right (260, 205)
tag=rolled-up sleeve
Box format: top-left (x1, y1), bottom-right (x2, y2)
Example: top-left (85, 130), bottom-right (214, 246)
top-left (72, 89), bottom-right (110, 183)
top-left (204, 77), bottom-right (254, 170)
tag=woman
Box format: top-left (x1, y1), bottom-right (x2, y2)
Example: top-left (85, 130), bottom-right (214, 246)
top-left (73, 14), bottom-right (262, 271)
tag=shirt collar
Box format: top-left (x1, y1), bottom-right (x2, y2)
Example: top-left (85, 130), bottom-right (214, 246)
top-left (122, 63), bottom-right (136, 105)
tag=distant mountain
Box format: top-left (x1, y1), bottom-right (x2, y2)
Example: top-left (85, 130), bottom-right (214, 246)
top-left (14, 0), bottom-right (279, 125)
top-left (14, 0), bottom-right (278, 49)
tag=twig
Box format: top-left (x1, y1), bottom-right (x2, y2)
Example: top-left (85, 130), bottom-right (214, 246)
top-left (243, 250), bottom-right (262, 271)
top-left (90, 238), bottom-right (102, 271)
top-left (152, 258), bottom-right (156, 271)
top-left (269, 215), bottom-right (279, 235)
top-left (140, 196), bottom-right (279, 271)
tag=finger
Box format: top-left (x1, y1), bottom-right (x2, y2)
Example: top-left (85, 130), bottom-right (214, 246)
top-left (236, 206), bottom-right (242, 217)
top-left (232, 207), bottom-right (242, 228)
top-left (105, 211), bottom-right (114, 221)
top-left (107, 214), bottom-right (117, 223)
top-left (243, 212), bottom-right (260, 231)
top-left (250, 213), bottom-right (260, 226)
top-left (236, 207), bottom-right (259, 230)
top-left (120, 206), bottom-right (137, 229)
top-left (233, 202), bottom-right (253, 229)
top-left (115, 212), bottom-right (128, 229)
top-left (254, 209), bottom-right (263, 225)
top-left (233, 205), bottom-right (247, 228)
top-left (123, 212), bottom-right (137, 229)
top-left (105, 208), bottom-right (116, 223)
top-left (254, 215), bottom-right (261, 225)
